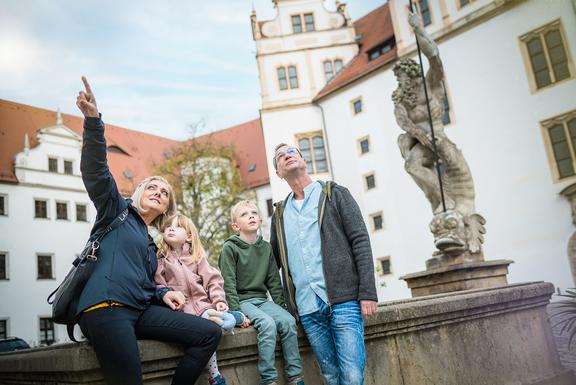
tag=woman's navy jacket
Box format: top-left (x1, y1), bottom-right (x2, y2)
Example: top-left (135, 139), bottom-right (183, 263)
top-left (76, 116), bottom-right (165, 316)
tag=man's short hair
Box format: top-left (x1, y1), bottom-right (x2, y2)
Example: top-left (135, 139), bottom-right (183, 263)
top-left (272, 143), bottom-right (303, 170)
top-left (230, 200), bottom-right (260, 223)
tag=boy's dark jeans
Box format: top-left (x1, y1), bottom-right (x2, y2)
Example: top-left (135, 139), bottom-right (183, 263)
top-left (79, 304), bottom-right (222, 385)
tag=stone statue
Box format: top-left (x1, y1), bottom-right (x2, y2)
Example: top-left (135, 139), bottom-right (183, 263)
top-left (392, 12), bottom-right (486, 269)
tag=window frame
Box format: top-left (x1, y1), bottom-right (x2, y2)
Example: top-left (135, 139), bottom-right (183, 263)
top-left (56, 201), bottom-right (69, 221)
top-left (351, 97), bottom-right (363, 115)
top-left (0, 194), bottom-right (7, 216)
top-left (37, 254), bottom-right (54, 280)
top-left (0, 252), bottom-right (8, 280)
top-left (39, 317), bottom-right (55, 346)
top-left (541, 109), bottom-right (576, 182)
top-left (277, 65), bottom-right (299, 90)
top-left (369, 211), bottom-right (385, 232)
top-left (76, 203), bottom-right (88, 222)
top-left (376, 256), bottom-right (393, 276)
top-left (358, 136), bottom-right (370, 155)
top-left (323, 58), bottom-right (344, 82)
top-left (48, 157), bottom-right (58, 173)
top-left (519, 19), bottom-right (574, 93)
top-left (303, 13), bottom-right (315, 32)
top-left (34, 199), bottom-right (49, 219)
top-left (0, 319), bottom-right (7, 340)
top-left (364, 172), bottom-right (377, 191)
top-left (291, 14), bottom-right (303, 33)
top-left (63, 159), bottom-right (73, 175)
top-left (295, 131), bottom-right (329, 175)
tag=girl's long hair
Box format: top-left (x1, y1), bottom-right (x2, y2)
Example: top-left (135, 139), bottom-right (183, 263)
top-left (158, 213), bottom-right (205, 265)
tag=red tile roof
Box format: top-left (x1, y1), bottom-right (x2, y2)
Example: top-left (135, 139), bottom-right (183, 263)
top-left (0, 99), bottom-right (268, 195)
top-left (314, 3), bottom-right (397, 101)
top-left (193, 118), bottom-right (270, 188)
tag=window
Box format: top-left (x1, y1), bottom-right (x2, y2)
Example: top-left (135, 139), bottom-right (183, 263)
top-left (304, 13), bottom-right (315, 32)
top-left (76, 204), bottom-right (87, 222)
top-left (39, 318), bottom-right (55, 345)
top-left (56, 202), bottom-right (68, 220)
top-left (459, 0), bottom-right (475, 7)
top-left (64, 160), bottom-right (73, 175)
top-left (352, 98), bottom-right (363, 114)
top-left (48, 157), bottom-right (58, 173)
top-left (520, 20), bottom-right (572, 91)
top-left (266, 199), bottom-right (274, 218)
top-left (297, 133), bottom-right (328, 174)
top-left (370, 212), bottom-right (384, 231)
top-left (367, 39), bottom-right (395, 61)
top-left (277, 66), bottom-right (299, 90)
top-left (377, 256), bottom-right (392, 276)
top-left (542, 110), bottom-right (576, 180)
top-left (0, 320), bottom-right (6, 339)
top-left (291, 15), bottom-right (303, 33)
top-left (288, 66), bottom-right (299, 88)
top-left (291, 13), bottom-right (314, 33)
top-left (0, 253), bottom-right (7, 280)
top-left (0, 195), bottom-right (6, 216)
top-left (324, 59), bottom-right (344, 82)
top-left (364, 173), bottom-right (376, 190)
top-left (37, 254), bottom-right (53, 279)
top-left (358, 137), bottom-right (370, 155)
top-left (34, 199), bottom-right (48, 219)
top-left (412, 0), bottom-right (432, 26)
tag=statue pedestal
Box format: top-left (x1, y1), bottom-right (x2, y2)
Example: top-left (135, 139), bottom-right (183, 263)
top-left (400, 259), bottom-right (514, 297)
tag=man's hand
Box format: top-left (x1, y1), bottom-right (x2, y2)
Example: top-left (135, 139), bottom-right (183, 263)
top-left (216, 302), bottom-right (229, 312)
top-left (360, 300), bottom-right (378, 320)
top-left (163, 290), bottom-right (186, 311)
top-left (76, 76), bottom-right (99, 118)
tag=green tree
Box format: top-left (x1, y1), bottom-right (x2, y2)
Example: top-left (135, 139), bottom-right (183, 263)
top-left (155, 126), bottom-right (252, 265)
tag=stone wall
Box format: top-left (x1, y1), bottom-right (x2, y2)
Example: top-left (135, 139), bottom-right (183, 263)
top-left (0, 282), bottom-right (573, 385)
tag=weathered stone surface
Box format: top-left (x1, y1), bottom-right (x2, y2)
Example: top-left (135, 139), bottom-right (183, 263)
top-left (401, 259), bottom-right (513, 297)
top-left (0, 282), bottom-right (572, 385)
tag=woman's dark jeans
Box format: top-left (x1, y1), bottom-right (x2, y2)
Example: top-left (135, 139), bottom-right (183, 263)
top-left (79, 305), bottom-right (222, 385)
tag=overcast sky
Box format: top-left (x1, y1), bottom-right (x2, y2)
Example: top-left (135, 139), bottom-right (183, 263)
top-left (0, 0), bottom-right (384, 140)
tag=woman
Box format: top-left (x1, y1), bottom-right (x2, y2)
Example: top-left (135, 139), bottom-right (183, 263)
top-left (76, 76), bottom-right (222, 385)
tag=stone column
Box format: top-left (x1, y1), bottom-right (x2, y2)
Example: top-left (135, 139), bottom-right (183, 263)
top-left (560, 182), bottom-right (576, 286)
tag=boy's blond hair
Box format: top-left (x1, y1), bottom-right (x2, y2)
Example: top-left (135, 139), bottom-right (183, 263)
top-left (158, 213), bottom-right (205, 264)
top-left (230, 200), bottom-right (260, 223)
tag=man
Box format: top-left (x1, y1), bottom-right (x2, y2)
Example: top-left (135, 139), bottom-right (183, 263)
top-left (270, 143), bottom-right (378, 385)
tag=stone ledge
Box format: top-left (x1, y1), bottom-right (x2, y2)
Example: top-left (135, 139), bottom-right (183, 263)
top-left (0, 282), bottom-right (572, 385)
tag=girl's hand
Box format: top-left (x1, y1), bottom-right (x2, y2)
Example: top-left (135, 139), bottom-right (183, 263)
top-left (216, 302), bottom-right (229, 312)
top-left (163, 290), bottom-right (186, 311)
top-left (76, 76), bottom-right (99, 118)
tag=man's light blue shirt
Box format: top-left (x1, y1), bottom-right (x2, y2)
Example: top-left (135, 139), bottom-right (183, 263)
top-left (284, 181), bottom-right (328, 316)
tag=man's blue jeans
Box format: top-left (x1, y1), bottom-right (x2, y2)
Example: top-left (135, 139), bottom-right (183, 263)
top-left (299, 296), bottom-right (366, 385)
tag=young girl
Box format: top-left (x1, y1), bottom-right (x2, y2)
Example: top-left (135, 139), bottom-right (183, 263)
top-left (155, 213), bottom-right (249, 385)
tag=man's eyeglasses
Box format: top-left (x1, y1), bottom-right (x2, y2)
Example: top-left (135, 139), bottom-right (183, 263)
top-left (274, 147), bottom-right (300, 163)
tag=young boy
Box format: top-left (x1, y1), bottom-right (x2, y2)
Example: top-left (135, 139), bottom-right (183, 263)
top-left (219, 200), bottom-right (305, 385)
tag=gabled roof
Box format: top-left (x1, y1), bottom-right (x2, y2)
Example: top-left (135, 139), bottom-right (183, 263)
top-left (0, 99), bottom-right (268, 194)
top-left (314, 3), bottom-right (397, 101)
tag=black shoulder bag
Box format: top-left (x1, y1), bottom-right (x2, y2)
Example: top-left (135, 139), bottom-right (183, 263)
top-left (47, 207), bottom-right (129, 342)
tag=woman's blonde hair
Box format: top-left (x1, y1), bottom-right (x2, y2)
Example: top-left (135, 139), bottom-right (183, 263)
top-left (131, 175), bottom-right (177, 230)
top-left (158, 213), bottom-right (205, 264)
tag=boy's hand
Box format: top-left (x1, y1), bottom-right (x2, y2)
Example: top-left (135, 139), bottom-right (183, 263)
top-left (163, 290), bottom-right (186, 311)
top-left (216, 302), bottom-right (229, 312)
top-left (239, 314), bottom-right (251, 328)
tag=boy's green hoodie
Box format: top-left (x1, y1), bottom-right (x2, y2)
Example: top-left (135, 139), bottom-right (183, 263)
top-left (218, 234), bottom-right (285, 311)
